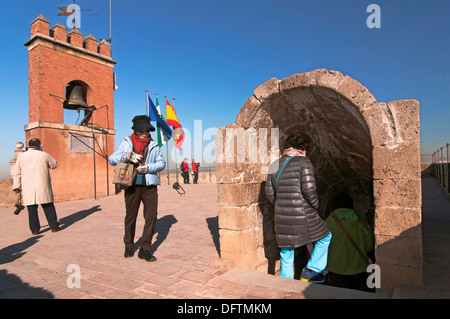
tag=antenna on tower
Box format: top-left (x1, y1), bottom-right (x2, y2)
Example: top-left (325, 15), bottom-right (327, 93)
top-left (106, 0), bottom-right (112, 43)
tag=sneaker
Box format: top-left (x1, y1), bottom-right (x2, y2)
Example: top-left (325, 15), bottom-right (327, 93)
top-left (138, 248), bottom-right (157, 262)
top-left (124, 247), bottom-right (134, 258)
top-left (300, 267), bottom-right (326, 283)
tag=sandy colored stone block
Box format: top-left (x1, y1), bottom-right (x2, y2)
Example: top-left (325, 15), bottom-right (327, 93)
top-left (363, 100), bottom-right (420, 147)
top-left (216, 163), bottom-right (268, 184)
top-left (373, 178), bottom-right (422, 208)
top-left (363, 102), bottom-right (397, 146)
top-left (235, 96), bottom-right (261, 129)
top-left (253, 77), bottom-right (279, 101)
top-left (375, 234), bottom-right (423, 268)
top-left (309, 69), bottom-right (345, 89)
top-left (386, 99), bottom-right (420, 143)
top-left (220, 246), bottom-right (267, 271)
top-left (217, 182), bottom-right (264, 207)
top-left (377, 263), bottom-right (423, 294)
top-left (218, 203), bottom-right (263, 231)
top-left (219, 226), bottom-right (263, 255)
top-left (373, 143), bottom-right (421, 180)
top-left (374, 207), bottom-right (421, 237)
top-left (336, 75), bottom-right (377, 112)
top-left (279, 73), bottom-right (312, 93)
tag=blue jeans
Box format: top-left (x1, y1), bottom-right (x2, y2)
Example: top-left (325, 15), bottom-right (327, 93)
top-left (280, 232), bottom-right (332, 279)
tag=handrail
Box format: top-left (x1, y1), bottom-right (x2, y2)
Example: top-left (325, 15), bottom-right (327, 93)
top-left (431, 143), bottom-right (450, 194)
top-left (432, 143), bottom-right (449, 163)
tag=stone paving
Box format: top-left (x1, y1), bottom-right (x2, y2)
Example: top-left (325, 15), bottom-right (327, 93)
top-left (0, 177), bottom-right (449, 299)
top-left (0, 183), bottom-right (234, 299)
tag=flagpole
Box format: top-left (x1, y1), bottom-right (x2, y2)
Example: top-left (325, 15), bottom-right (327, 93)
top-left (172, 97), bottom-right (179, 183)
top-left (167, 96), bottom-right (178, 183)
top-left (158, 93), bottom-right (170, 185)
top-left (145, 90), bottom-right (149, 116)
top-left (109, 0), bottom-right (112, 42)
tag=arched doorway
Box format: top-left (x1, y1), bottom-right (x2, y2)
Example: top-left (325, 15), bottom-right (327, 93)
top-left (274, 84), bottom-right (373, 218)
top-left (216, 69), bottom-right (422, 293)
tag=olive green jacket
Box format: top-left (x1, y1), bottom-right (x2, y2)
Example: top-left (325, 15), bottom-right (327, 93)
top-left (325, 208), bottom-right (374, 275)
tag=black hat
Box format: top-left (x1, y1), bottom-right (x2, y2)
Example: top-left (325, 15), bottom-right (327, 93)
top-left (131, 115), bottom-right (155, 132)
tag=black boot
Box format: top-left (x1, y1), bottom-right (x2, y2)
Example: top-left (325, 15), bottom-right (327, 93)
top-left (138, 247), bottom-right (157, 262)
top-left (124, 246), bottom-right (134, 258)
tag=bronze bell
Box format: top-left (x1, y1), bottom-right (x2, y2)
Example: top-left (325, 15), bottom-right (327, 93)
top-left (63, 84), bottom-right (89, 110)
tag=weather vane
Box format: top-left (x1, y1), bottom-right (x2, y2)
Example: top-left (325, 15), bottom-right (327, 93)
top-left (57, 0), bottom-right (91, 29)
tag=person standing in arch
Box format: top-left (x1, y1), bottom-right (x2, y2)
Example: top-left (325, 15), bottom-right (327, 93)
top-left (265, 133), bottom-right (331, 283)
top-left (325, 194), bottom-right (375, 292)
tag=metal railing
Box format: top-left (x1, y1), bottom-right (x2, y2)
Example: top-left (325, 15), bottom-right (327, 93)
top-left (432, 143), bottom-right (450, 194)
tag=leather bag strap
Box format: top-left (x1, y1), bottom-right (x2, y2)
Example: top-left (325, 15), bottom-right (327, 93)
top-left (333, 215), bottom-right (370, 265)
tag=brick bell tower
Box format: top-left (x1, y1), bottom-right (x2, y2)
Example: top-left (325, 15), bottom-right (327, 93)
top-left (24, 14), bottom-right (117, 201)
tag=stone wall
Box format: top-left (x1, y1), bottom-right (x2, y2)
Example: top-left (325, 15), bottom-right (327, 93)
top-left (216, 69), bottom-right (422, 293)
top-left (0, 179), bottom-right (15, 207)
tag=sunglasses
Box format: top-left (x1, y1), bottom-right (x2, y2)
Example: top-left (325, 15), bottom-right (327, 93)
top-left (136, 129), bottom-right (151, 134)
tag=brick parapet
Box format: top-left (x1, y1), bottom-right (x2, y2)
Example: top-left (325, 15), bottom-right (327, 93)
top-left (27, 14), bottom-right (115, 61)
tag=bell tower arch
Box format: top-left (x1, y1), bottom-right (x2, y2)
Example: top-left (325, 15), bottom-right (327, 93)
top-left (24, 14), bottom-right (117, 201)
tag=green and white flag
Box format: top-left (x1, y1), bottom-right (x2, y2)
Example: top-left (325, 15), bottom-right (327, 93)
top-left (155, 95), bottom-right (171, 147)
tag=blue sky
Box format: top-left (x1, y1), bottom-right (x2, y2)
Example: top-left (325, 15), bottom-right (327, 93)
top-left (0, 0), bottom-right (449, 178)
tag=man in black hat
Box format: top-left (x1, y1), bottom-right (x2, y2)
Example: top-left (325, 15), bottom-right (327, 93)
top-left (109, 115), bottom-right (166, 261)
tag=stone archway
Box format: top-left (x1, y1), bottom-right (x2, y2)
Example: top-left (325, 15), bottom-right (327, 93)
top-left (216, 69), bottom-right (422, 293)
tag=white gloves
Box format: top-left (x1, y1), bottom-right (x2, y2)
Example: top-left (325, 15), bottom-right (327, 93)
top-left (126, 151), bottom-right (143, 164)
top-left (137, 164), bottom-right (149, 174)
top-left (126, 151), bottom-right (148, 174)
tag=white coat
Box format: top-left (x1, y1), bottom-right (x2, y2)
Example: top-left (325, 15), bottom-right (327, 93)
top-left (13, 148), bottom-right (58, 206)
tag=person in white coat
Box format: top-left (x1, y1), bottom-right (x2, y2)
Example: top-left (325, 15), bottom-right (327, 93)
top-left (13, 138), bottom-right (60, 235)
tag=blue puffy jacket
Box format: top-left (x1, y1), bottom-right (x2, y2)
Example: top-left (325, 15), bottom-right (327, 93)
top-left (109, 136), bottom-right (166, 186)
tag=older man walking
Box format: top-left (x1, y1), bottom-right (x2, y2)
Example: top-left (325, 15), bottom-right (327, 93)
top-left (13, 138), bottom-right (60, 235)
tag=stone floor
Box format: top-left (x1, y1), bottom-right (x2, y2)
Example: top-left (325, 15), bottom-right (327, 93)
top-left (0, 177), bottom-right (449, 299)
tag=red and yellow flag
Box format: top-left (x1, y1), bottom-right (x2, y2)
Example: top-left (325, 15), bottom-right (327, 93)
top-left (165, 98), bottom-right (184, 149)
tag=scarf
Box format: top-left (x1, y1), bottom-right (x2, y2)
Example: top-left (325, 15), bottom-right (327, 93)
top-left (131, 133), bottom-right (151, 157)
top-left (283, 147), bottom-right (305, 157)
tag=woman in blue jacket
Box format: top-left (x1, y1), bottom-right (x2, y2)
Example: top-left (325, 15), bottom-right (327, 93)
top-left (109, 115), bottom-right (166, 262)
